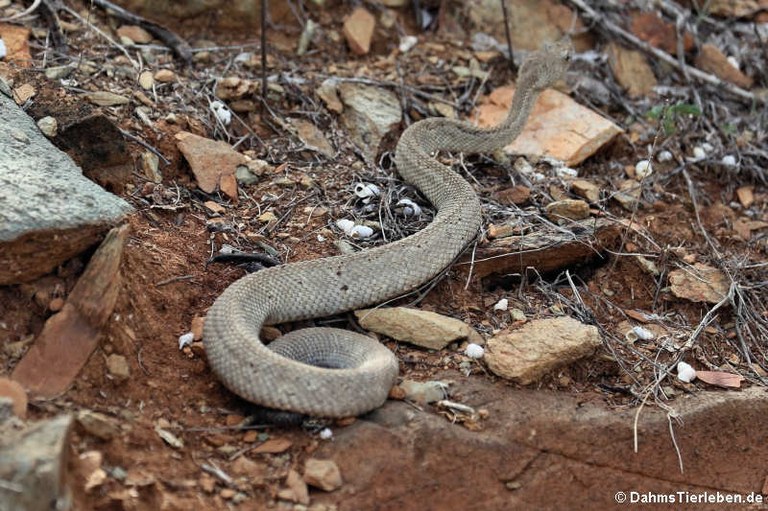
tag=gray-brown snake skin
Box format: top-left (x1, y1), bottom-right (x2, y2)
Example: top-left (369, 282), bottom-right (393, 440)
top-left (203, 41), bottom-right (571, 417)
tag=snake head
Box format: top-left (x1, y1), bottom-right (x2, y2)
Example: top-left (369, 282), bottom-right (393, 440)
top-left (519, 38), bottom-right (572, 91)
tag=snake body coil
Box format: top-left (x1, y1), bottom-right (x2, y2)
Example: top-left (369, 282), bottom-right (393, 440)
top-left (203, 41), bottom-right (571, 417)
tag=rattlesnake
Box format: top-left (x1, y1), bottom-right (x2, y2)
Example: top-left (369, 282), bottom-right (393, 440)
top-left (203, 41), bottom-right (571, 417)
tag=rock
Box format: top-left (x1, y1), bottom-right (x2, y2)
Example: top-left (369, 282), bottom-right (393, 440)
top-left (12, 226), bottom-right (128, 397)
top-left (138, 70), bottom-right (154, 90)
top-left (303, 458), bottom-right (343, 492)
top-left (613, 179), bottom-right (641, 211)
top-left (106, 354), bottom-right (130, 382)
top-left (44, 65), bottom-right (73, 80)
top-left (473, 85), bottom-right (623, 166)
top-left (289, 118), bottom-right (335, 157)
top-left (355, 307), bottom-right (477, 350)
top-left (154, 69), bottom-right (177, 83)
top-left (312, 386), bottom-right (768, 510)
top-left (338, 83), bottom-right (401, 161)
top-left (570, 180), bottom-right (600, 203)
top-left (36, 116), bottom-right (58, 137)
top-left (236, 159), bottom-right (271, 185)
top-left (278, 469), bottom-right (310, 505)
top-left (493, 185), bottom-right (530, 205)
top-left (545, 199), bottom-right (590, 221)
top-left (0, 377), bottom-right (27, 419)
top-left (485, 316), bottom-right (601, 384)
top-left (175, 131), bottom-right (245, 201)
top-left (342, 7), bottom-right (375, 55)
top-left (668, 263), bottom-right (729, 304)
top-left (86, 91), bottom-right (130, 106)
top-left (695, 43), bottom-right (754, 89)
top-left (398, 380), bottom-right (448, 404)
top-left (231, 456), bottom-right (268, 478)
top-left (317, 78), bottom-right (343, 113)
top-left (116, 25), bottom-right (153, 43)
top-left (462, 0), bottom-right (584, 53)
top-left (0, 94), bottom-right (132, 285)
top-left (76, 410), bottom-right (120, 440)
top-left (606, 42), bottom-right (657, 97)
top-left (0, 414), bottom-right (74, 511)
top-left (736, 186), bottom-right (754, 208)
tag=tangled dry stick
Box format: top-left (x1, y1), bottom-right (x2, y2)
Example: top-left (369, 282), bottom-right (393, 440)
top-left (203, 41), bottom-right (572, 418)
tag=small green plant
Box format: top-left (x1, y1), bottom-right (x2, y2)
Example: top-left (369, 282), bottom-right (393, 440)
top-left (646, 103), bottom-right (702, 135)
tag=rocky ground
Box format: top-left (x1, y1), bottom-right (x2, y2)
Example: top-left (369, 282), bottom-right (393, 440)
top-left (0, 0), bottom-right (767, 510)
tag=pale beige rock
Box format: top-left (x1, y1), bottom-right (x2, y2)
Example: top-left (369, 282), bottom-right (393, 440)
top-left (474, 85), bottom-right (623, 166)
top-left (154, 69), bottom-right (176, 83)
top-left (138, 70), bottom-right (154, 90)
top-left (116, 25), bottom-right (153, 44)
top-left (343, 7), bottom-right (375, 55)
top-left (607, 42), bottom-right (658, 98)
top-left (303, 458), bottom-right (343, 491)
top-left (338, 83), bottom-right (401, 161)
top-left (278, 469), bottom-right (310, 505)
top-left (398, 380), bottom-right (448, 404)
top-left (86, 91), bottom-right (130, 106)
top-left (76, 410), bottom-right (120, 440)
top-left (613, 179), bottom-right (641, 211)
top-left (290, 119), bottom-right (335, 157)
top-left (0, 377), bottom-right (27, 419)
top-left (317, 79), bottom-right (343, 113)
top-left (669, 263), bottom-right (729, 304)
top-left (545, 199), bottom-right (590, 221)
top-left (106, 354), bottom-right (130, 382)
top-left (736, 186), bottom-right (754, 208)
top-left (355, 307), bottom-right (476, 350)
top-left (485, 316), bottom-right (601, 384)
top-left (570, 179), bottom-right (600, 203)
top-left (175, 131), bottom-right (245, 201)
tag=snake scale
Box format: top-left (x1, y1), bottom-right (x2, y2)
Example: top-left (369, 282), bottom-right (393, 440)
top-left (203, 41), bottom-right (571, 418)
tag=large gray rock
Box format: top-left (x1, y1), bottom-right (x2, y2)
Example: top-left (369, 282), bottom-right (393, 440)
top-left (0, 89), bottom-right (132, 284)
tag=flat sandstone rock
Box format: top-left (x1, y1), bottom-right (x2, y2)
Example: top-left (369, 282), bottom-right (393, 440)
top-left (473, 85), bottom-right (623, 166)
top-left (0, 90), bottom-right (132, 284)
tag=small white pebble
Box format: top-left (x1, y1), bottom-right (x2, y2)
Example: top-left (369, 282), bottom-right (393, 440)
top-left (657, 150), bottom-right (673, 162)
top-left (210, 100), bottom-right (231, 126)
top-left (513, 157), bottom-right (534, 175)
top-left (398, 35), bottom-right (418, 53)
top-left (316, 234), bottom-right (326, 242)
top-left (348, 224), bottom-right (373, 239)
top-left (721, 154), bottom-right (737, 166)
top-left (634, 159), bottom-right (653, 179)
top-left (493, 298), bottom-right (508, 311)
top-left (234, 52), bottom-right (252, 63)
top-left (0, 39), bottom-right (6, 60)
top-left (555, 166), bottom-right (578, 178)
top-left (464, 343), bottom-right (485, 359)
top-left (726, 55), bottom-right (740, 70)
top-left (354, 183), bottom-right (380, 199)
top-left (335, 218), bottom-right (355, 234)
top-left (318, 428), bottom-right (333, 440)
top-left (691, 146), bottom-right (707, 160)
top-left (631, 325), bottom-right (655, 341)
top-left (396, 198), bottom-right (422, 217)
top-left (178, 332), bottom-right (194, 350)
top-left (676, 361), bottom-right (697, 383)
top-left (701, 142), bottom-right (714, 153)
